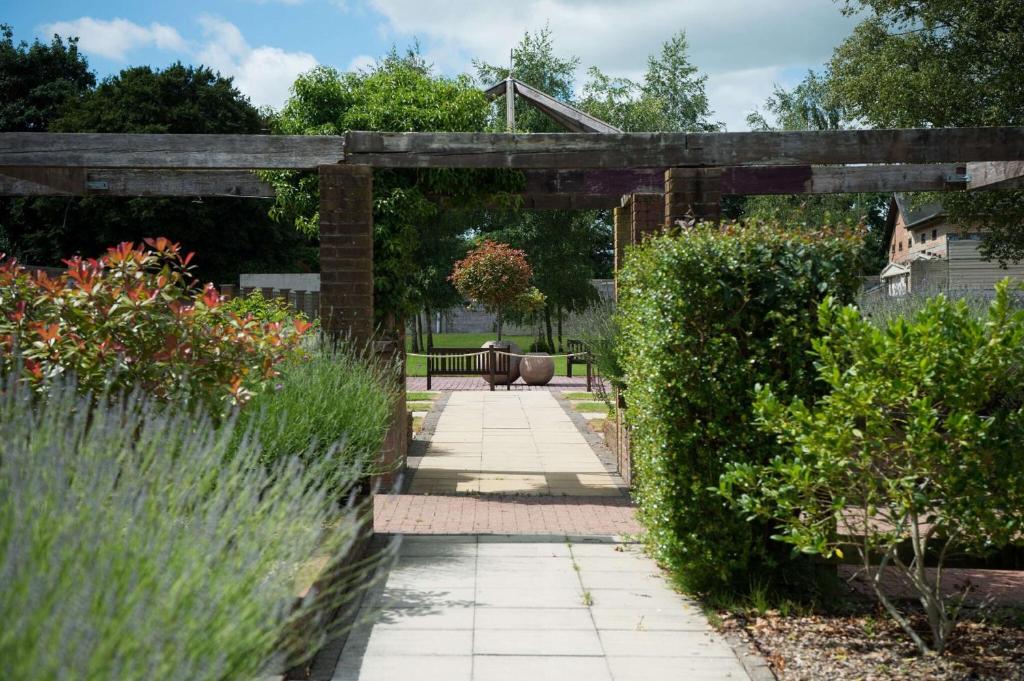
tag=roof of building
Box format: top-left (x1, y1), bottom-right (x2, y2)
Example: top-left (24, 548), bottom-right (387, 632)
top-left (893, 193), bottom-right (945, 229)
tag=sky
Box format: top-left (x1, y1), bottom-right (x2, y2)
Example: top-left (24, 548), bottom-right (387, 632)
top-left (6, 0), bottom-right (863, 131)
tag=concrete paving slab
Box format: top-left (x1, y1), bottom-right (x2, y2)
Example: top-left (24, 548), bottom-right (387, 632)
top-left (474, 629), bottom-right (604, 656)
top-left (472, 655), bottom-right (612, 681)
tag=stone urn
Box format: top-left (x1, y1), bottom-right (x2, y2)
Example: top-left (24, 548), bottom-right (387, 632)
top-left (480, 340), bottom-right (521, 386)
top-left (520, 352), bottom-right (555, 386)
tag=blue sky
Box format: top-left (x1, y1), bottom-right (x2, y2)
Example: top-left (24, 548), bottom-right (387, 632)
top-left (5, 1), bottom-right (862, 131)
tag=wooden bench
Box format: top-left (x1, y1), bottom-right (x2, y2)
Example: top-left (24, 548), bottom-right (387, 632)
top-left (565, 339), bottom-right (593, 391)
top-left (426, 347), bottom-right (512, 391)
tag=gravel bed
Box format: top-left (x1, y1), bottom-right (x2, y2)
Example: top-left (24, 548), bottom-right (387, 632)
top-left (720, 598), bottom-right (1024, 680)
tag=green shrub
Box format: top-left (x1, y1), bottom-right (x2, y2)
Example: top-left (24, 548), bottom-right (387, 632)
top-left (618, 223), bottom-right (863, 595)
top-left (722, 282), bottom-right (1024, 654)
top-left (238, 341), bottom-right (398, 493)
top-left (222, 288), bottom-right (311, 325)
top-left (0, 378), bottom-right (377, 681)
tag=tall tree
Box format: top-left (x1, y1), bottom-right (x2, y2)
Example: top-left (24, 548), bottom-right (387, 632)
top-left (0, 56), bottom-right (311, 283)
top-left (828, 0), bottom-right (1024, 262)
top-left (269, 47), bottom-right (519, 323)
top-left (743, 72), bottom-right (888, 272)
top-left (0, 24), bottom-right (94, 132)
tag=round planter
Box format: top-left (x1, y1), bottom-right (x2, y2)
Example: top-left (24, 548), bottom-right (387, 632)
top-left (520, 352), bottom-right (555, 386)
top-left (480, 340), bottom-right (521, 386)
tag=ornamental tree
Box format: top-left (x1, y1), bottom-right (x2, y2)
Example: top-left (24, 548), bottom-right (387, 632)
top-left (0, 238), bottom-right (310, 415)
top-left (450, 241), bottom-right (532, 340)
top-left (721, 283), bottom-right (1024, 654)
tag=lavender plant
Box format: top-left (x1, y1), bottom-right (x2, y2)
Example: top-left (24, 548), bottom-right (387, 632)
top-left (0, 378), bottom-right (384, 680)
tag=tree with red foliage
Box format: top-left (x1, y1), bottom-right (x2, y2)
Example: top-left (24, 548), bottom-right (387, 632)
top-left (450, 241), bottom-right (532, 340)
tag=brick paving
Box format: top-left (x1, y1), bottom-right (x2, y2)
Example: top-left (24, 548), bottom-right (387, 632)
top-left (374, 494), bottom-right (643, 536)
top-left (840, 565), bottom-right (1024, 607)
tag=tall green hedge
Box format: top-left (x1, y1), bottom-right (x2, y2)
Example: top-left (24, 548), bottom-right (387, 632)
top-left (618, 224), bottom-right (863, 595)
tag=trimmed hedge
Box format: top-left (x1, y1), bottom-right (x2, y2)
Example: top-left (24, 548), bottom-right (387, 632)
top-left (618, 223), bottom-right (863, 595)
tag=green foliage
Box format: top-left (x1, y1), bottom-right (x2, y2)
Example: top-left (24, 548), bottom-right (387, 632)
top-left (828, 0), bottom-right (1024, 262)
top-left (722, 282), bottom-right (1024, 653)
top-left (222, 289), bottom-right (310, 325)
top-left (0, 239), bottom-right (310, 414)
top-left (0, 378), bottom-right (374, 680)
top-left (268, 48), bottom-right (519, 321)
top-left (53, 62), bottom-right (261, 133)
top-left (237, 342), bottom-right (396, 494)
top-left (617, 223), bottom-right (863, 595)
top-left (0, 55), bottom-right (313, 283)
top-left (0, 24), bottom-right (94, 131)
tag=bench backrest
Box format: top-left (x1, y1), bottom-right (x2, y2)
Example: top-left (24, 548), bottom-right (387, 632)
top-left (426, 347), bottom-right (510, 377)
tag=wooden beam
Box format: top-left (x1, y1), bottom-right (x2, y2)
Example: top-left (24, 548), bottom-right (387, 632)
top-left (0, 133), bottom-right (345, 169)
top-left (508, 80), bottom-right (621, 134)
top-left (516, 193), bottom-right (621, 210)
top-left (720, 164), bottom-right (967, 195)
top-left (0, 167), bottom-right (275, 197)
top-left (967, 161), bottom-right (1024, 191)
top-left (344, 128), bottom-right (1024, 169)
top-left (524, 169), bottom-right (664, 195)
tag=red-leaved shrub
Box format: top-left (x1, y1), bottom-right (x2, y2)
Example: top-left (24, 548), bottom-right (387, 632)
top-left (0, 238), bottom-right (311, 413)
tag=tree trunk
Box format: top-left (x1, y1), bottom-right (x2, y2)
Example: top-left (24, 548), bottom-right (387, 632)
top-left (496, 308), bottom-right (503, 341)
top-left (425, 302), bottom-right (434, 349)
top-left (557, 305), bottom-right (564, 352)
top-left (411, 311), bottom-right (421, 353)
top-left (544, 305), bottom-right (554, 352)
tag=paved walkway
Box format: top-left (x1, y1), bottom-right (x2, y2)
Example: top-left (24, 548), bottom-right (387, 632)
top-left (333, 536), bottom-right (751, 681)
top-left (407, 391), bottom-right (624, 496)
top-left (330, 391), bottom-right (756, 680)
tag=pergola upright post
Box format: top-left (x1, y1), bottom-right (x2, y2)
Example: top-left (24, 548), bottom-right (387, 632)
top-left (665, 167), bottom-right (723, 226)
top-left (629, 193), bottom-right (663, 241)
top-left (612, 201), bottom-right (632, 298)
top-left (318, 164), bottom-right (374, 346)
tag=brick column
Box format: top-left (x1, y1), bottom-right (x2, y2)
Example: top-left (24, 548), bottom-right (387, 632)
top-left (630, 193), bottom-right (664, 241)
top-left (664, 167), bottom-right (722, 227)
top-left (318, 164), bottom-right (374, 346)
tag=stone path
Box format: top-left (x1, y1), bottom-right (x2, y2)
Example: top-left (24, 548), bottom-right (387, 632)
top-left (330, 391), bottom-right (755, 680)
top-left (333, 536), bottom-right (751, 681)
top-left (407, 391), bottom-right (624, 496)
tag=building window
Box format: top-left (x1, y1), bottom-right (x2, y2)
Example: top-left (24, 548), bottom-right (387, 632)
top-left (907, 238), bottom-right (912, 249)
top-left (920, 232), bottom-right (928, 244)
top-left (899, 242), bottom-right (903, 252)
top-left (932, 229), bottom-right (938, 240)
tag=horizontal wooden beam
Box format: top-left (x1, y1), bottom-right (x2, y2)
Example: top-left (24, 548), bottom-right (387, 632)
top-left (0, 133), bottom-right (345, 169)
top-left (967, 161), bottom-right (1024, 191)
top-left (345, 128), bottom-right (1024, 169)
top-left (517, 193), bottom-right (621, 210)
top-left (524, 169), bottom-right (664, 195)
top-left (0, 167), bottom-right (275, 197)
top-left (720, 164), bottom-right (967, 195)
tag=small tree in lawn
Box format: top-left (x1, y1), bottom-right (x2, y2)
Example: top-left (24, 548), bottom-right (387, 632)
top-left (450, 241), bottom-right (532, 340)
top-left (720, 282), bottom-right (1024, 654)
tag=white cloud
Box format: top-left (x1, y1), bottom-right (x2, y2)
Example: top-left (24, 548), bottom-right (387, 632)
top-left (195, 15), bottom-right (318, 109)
top-left (365, 0), bottom-right (861, 129)
top-left (39, 17), bottom-right (186, 61)
top-left (347, 54), bottom-right (376, 72)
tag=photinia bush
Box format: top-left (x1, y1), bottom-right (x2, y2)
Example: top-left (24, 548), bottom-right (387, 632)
top-left (450, 240), bottom-right (532, 340)
top-left (0, 238), bottom-right (311, 414)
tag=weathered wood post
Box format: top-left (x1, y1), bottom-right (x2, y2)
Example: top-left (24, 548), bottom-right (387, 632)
top-left (318, 163), bottom-right (407, 491)
top-left (665, 167), bottom-right (723, 225)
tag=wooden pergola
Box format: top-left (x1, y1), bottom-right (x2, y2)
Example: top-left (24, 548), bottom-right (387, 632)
top-left (2, 128), bottom-right (1023, 473)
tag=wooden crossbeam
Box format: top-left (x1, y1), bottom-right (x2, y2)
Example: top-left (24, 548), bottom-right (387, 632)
top-left (967, 161), bottom-right (1024, 191)
top-left (0, 167), bottom-right (275, 197)
top-left (344, 128), bottom-right (1024, 169)
top-left (0, 133), bottom-right (345, 169)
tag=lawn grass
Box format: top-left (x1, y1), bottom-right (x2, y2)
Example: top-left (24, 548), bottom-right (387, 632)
top-left (405, 391), bottom-right (440, 402)
top-left (562, 391), bottom-right (596, 401)
top-left (573, 401), bottom-right (610, 413)
top-left (407, 401), bottom-right (435, 412)
top-left (405, 333), bottom-right (570, 376)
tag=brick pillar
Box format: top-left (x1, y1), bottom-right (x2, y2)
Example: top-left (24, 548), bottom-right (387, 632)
top-left (664, 167), bottom-right (722, 227)
top-left (613, 202), bottom-right (632, 299)
top-left (630, 193), bottom-right (663, 242)
top-left (318, 164), bottom-right (374, 345)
